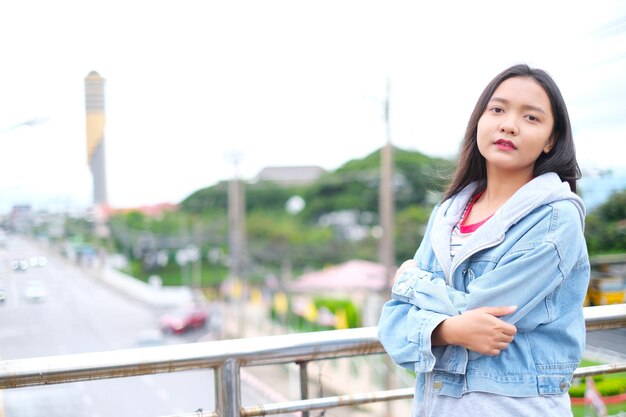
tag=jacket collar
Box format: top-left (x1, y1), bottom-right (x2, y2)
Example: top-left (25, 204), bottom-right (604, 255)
top-left (430, 173), bottom-right (585, 280)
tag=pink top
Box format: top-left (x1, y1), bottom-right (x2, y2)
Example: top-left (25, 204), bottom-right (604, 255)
top-left (459, 191), bottom-right (493, 233)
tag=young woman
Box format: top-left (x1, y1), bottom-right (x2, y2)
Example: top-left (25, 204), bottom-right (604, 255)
top-left (377, 64), bottom-right (590, 417)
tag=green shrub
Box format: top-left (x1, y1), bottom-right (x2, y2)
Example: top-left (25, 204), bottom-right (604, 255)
top-left (313, 297), bottom-right (361, 328)
top-left (597, 378), bottom-right (626, 396)
top-left (569, 376), bottom-right (626, 398)
top-left (569, 383), bottom-right (585, 398)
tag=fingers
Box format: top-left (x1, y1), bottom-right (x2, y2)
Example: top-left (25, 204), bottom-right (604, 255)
top-left (479, 306), bottom-right (518, 336)
top-left (397, 259), bottom-right (417, 273)
top-left (500, 333), bottom-right (515, 344)
top-left (486, 333), bottom-right (516, 355)
top-left (488, 341), bottom-right (513, 356)
top-left (393, 259), bottom-right (417, 282)
top-left (501, 323), bottom-right (517, 337)
top-left (480, 305), bottom-right (517, 317)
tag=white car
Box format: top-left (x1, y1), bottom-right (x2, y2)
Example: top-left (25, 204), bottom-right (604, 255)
top-left (23, 280), bottom-right (46, 302)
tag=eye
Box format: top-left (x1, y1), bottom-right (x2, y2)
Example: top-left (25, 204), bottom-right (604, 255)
top-left (526, 114), bottom-right (540, 122)
top-left (489, 106), bottom-right (503, 114)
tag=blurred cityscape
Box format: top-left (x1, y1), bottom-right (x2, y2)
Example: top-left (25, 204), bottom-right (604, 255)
top-left (1, 140), bottom-right (626, 415)
top-left (2, 9), bottom-right (626, 412)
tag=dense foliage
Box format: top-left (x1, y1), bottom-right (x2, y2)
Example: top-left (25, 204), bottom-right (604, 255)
top-left (180, 181), bottom-right (307, 214)
top-left (104, 145), bottom-right (626, 287)
top-left (585, 190), bottom-right (626, 254)
top-left (300, 147), bottom-right (452, 220)
top-left (105, 146), bottom-right (451, 285)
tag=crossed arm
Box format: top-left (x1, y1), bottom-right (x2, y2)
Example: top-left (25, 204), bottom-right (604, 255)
top-left (393, 260), bottom-right (517, 356)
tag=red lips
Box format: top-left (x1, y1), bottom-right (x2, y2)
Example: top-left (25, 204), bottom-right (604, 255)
top-left (495, 139), bottom-right (517, 150)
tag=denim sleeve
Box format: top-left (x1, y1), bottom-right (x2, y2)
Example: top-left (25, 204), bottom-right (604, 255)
top-left (463, 240), bottom-right (567, 324)
top-left (382, 244), bottom-right (565, 370)
top-left (377, 299), bottom-right (458, 373)
top-left (392, 242), bottom-right (565, 324)
top-left (377, 203), bottom-right (469, 374)
top-left (384, 268), bottom-right (468, 373)
top-left (391, 268), bottom-right (467, 316)
top-left (394, 237), bottom-right (583, 336)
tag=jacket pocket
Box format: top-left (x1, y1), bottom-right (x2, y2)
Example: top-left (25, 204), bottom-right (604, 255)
top-left (515, 297), bottom-right (552, 331)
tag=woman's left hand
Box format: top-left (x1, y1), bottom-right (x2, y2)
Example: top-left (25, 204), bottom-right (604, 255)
top-left (393, 259), bottom-right (417, 283)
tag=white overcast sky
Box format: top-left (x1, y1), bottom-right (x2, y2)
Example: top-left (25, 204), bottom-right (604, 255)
top-left (0, 0), bottom-right (625, 212)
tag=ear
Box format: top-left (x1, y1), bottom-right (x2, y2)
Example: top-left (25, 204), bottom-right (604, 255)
top-left (543, 136), bottom-right (556, 154)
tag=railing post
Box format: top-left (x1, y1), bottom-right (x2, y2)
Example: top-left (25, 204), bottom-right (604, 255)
top-left (297, 360), bottom-right (310, 417)
top-left (216, 359), bottom-right (241, 417)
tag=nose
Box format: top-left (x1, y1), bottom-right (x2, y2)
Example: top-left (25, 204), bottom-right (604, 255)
top-left (499, 116), bottom-right (518, 136)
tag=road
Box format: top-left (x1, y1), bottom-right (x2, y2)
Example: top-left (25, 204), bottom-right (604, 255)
top-left (586, 328), bottom-right (626, 361)
top-left (0, 236), bottom-right (272, 417)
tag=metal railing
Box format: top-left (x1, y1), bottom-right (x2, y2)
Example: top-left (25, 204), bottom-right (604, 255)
top-left (1, 304), bottom-right (626, 417)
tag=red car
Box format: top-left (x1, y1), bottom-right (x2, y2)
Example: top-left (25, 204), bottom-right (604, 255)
top-left (159, 307), bottom-right (208, 334)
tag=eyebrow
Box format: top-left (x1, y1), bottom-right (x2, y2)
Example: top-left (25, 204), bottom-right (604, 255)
top-left (489, 96), bottom-right (546, 114)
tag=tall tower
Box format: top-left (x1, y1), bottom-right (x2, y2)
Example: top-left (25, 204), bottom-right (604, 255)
top-left (84, 71), bottom-right (108, 207)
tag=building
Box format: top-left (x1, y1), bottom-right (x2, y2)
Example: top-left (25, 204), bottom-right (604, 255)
top-left (286, 259), bottom-right (389, 326)
top-left (254, 166), bottom-right (326, 186)
top-left (102, 202), bottom-right (179, 218)
top-left (84, 71), bottom-right (108, 207)
top-left (7, 204), bottom-right (33, 233)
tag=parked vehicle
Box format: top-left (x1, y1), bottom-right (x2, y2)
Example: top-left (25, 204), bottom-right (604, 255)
top-left (23, 280), bottom-right (46, 302)
top-left (588, 273), bottom-right (625, 306)
top-left (159, 306), bottom-right (208, 334)
top-left (29, 256), bottom-right (48, 267)
top-left (11, 259), bottom-right (29, 272)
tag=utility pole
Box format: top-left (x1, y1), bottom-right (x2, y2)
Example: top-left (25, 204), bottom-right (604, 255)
top-left (379, 77), bottom-right (395, 294)
top-left (226, 151), bottom-right (247, 336)
top-left (379, 78), bottom-right (396, 417)
top-left (227, 152), bottom-right (247, 281)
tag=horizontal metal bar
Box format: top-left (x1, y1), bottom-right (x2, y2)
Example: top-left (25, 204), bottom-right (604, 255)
top-left (584, 304), bottom-right (626, 330)
top-left (157, 365), bottom-right (626, 417)
top-left (0, 327), bottom-right (382, 389)
top-left (238, 364), bottom-right (626, 417)
top-left (240, 388), bottom-right (414, 416)
top-left (159, 411), bottom-right (218, 417)
top-left (1, 305), bottom-right (624, 391)
top-left (574, 362), bottom-right (626, 378)
top-left (160, 365), bottom-right (626, 417)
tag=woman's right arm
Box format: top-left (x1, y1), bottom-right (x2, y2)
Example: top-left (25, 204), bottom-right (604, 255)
top-left (389, 260), bottom-right (517, 357)
top-left (377, 298), bottom-right (451, 373)
top-left (432, 306), bottom-right (516, 356)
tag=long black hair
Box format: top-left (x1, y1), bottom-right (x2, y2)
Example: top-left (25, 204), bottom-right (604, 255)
top-left (443, 64), bottom-right (580, 201)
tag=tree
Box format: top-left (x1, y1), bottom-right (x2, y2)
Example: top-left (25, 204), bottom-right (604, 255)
top-left (300, 147), bottom-right (453, 220)
top-left (107, 146), bottom-right (454, 282)
top-left (585, 190), bottom-right (626, 254)
top-left (395, 205), bottom-right (433, 261)
top-left (180, 181), bottom-right (306, 214)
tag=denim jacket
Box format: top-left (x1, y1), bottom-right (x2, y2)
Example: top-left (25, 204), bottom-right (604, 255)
top-left (378, 173), bottom-right (590, 400)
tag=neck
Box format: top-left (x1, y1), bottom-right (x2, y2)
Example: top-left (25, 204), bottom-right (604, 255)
top-left (481, 167), bottom-right (533, 210)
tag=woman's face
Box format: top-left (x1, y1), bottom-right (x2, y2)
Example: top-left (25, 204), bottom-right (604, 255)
top-left (477, 76), bottom-right (555, 178)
